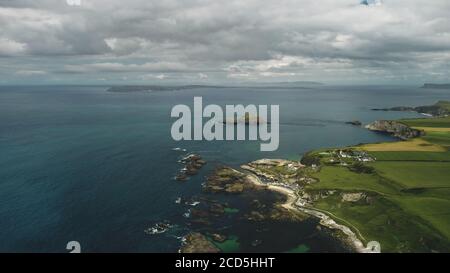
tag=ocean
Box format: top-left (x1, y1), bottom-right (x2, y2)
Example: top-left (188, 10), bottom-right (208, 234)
top-left (0, 85), bottom-right (448, 252)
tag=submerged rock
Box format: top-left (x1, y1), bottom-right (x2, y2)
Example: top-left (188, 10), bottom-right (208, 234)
top-left (209, 203), bottom-right (225, 215)
top-left (191, 208), bottom-right (210, 218)
top-left (175, 174), bottom-right (188, 181)
top-left (245, 211), bottom-right (266, 221)
top-left (189, 218), bottom-right (211, 226)
top-left (251, 239), bottom-right (262, 247)
top-left (251, 199), bottom-right (265, 209)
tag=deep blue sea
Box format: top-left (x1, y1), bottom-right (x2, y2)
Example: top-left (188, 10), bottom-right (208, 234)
top-left (0, 85), bottom-right (449, 252)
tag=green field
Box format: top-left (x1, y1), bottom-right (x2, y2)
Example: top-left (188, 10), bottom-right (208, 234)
top-left (371, 161), bottom-right (450, 189)
top-left (401, 116), bottom-right (450, 128)
top-left (305, 116), bottom-right (450, 252)
top-left (358, 138), bottom-right (446, 152)
top-left (422, 131), bottom-right (450, 149)
top-left (391, 196), bottom-right (450, 240)
top-left (436, 101), bottom-right (450, 111)
top-left (309, 166), bottom-right (399, 195)
top-left (368, 151), bottom-right (450, 161)
top-left (311, 193), bottom-right (449, 252)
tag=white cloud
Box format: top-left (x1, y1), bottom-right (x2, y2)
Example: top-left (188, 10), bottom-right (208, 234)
top-left (0, 38), bottom-right (27, 56)
top-left (198, 73), bottom-right (208, 79)
top-left (15, 70), bottom-right (47, 76)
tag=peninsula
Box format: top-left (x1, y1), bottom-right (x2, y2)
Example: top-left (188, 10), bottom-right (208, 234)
top-left (185, 101), bottom-right (450, 253)
top-left (264, 108), bottom-right (450, 252)
top-left (371, 100), bottom-right (450, 117)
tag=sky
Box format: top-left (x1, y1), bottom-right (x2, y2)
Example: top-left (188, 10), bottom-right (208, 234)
top-left (0, 0), bottom-right (449, 85)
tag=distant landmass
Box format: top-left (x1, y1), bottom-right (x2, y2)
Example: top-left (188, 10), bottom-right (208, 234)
top-left (271, 81), bottom-right (323, 86)
top-left (250, 81), bottom-right (324, 89)
top-left (106, 85), bottom-right (221, 93)
top-left (107, 82), bottom-right (324, 93)
top-left (372, 100), bottom-right (450, 117)
top-left (422, 83), bottom-right (450, 89)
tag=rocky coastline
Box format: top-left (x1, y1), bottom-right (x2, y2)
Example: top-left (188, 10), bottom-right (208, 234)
top-left (178, 158), bottom-right (377, 253)
top-left (179, 232), bottom-right (221, 253)
top-left (175, 153), bottom-right (206, 181)
top-left (240, 160), bottom-right (369, 253)
top-left (365, 120), bottom-right (424, 140)
top-left (178, 101), bottom-right (449, 253)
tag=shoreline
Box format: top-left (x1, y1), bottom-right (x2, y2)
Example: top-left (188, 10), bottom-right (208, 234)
top-left (245, 172), bottom-right (370, 253)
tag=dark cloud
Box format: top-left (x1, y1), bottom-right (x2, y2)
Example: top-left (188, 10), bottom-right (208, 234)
top-left (0, 0), bottom-right (449, 84)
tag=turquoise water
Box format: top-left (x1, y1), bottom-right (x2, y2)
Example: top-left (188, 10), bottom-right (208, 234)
top-left (0, 85), bottom-right (448, 252)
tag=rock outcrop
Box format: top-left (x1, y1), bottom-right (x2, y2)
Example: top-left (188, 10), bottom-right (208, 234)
top-left (345, 120), bottom-right (362, 126)
top-left (175, 154), bottom-right (206, 181)
top-left (204, 167), bottom-right (265, 193)
top-left (365, 120), bottom-right (424, 140)
top-left (223, 113), bottom-right (266, 125)
top-left (179, 232), bottom-right (221, 253)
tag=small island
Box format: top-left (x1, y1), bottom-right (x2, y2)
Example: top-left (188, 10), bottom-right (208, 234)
top-left (223, 113), bottom-right (267, 125)
top-left (345, 120), bottom-right (362, 126)
top-left (175, 153), bottom-right (206, 181)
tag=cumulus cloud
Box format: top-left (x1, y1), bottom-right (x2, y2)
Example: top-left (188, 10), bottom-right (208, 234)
top-left (0, 0), bottom-right (449, 83)
top-left (0, 37), bottom-right (27, 56)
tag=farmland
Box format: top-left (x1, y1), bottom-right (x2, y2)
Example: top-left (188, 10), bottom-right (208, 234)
top-left (304, 116), bottom-right (450, 252)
